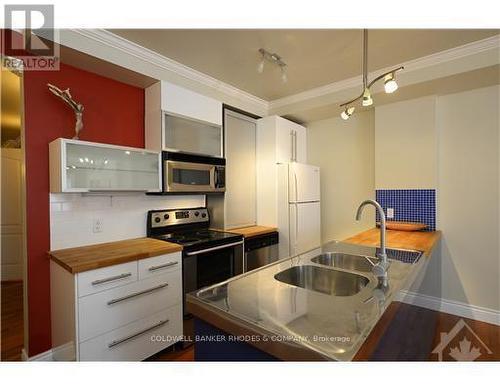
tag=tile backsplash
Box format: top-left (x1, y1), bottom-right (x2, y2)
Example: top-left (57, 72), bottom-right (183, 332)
top-left (375, 189), bottom-right (436, 231)
top-left (50, 193), bottom-right (205, 250)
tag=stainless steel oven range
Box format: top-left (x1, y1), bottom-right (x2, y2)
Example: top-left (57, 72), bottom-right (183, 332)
top-left (147, 207), bottom-right (243, 346)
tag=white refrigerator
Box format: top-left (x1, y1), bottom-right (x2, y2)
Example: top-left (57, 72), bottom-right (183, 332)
top-left (277, 162), bottom-right (321, 258)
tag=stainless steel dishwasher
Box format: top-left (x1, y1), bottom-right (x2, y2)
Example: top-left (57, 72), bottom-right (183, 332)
top-left (244, 231), bottom-right (279, 272)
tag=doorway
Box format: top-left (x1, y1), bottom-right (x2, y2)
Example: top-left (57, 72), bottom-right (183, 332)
top-left (1, 60), bottom-right (26, 361)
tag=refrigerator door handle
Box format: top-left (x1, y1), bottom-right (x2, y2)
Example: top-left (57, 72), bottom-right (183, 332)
top-left (293, 172), bottom-right (299, 255)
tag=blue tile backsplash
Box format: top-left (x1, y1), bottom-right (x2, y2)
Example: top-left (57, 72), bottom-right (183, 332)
top-left (375, 189), bottom-right (436, 231)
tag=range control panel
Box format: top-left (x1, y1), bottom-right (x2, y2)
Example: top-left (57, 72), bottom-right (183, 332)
top-left (149, 208), bottom-right (209, 228)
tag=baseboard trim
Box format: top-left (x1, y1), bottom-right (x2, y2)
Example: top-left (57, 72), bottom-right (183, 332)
top-left (395, 290), bottom-right (500, 326)
top-left (22, 347), bottom-right (54, 361)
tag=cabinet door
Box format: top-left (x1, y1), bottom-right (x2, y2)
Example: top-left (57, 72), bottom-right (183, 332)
top-left (160, 81), bottom-right (222, 126)
top-left (275, 117), bottom-right (307, 163)
top-left (275, 118), bottom-right (293, 163)
top-left (50, 139), bottom-right (161, 192)
top-left (163, 114), bottom-right (223, 157)
top-left (293, 125), bottom-right (307, 163)
top-left (224, 111), bottom-right (257, 228)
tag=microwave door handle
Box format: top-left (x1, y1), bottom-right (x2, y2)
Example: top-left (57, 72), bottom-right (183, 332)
top-left (214, 166), bottom-right (219, 188)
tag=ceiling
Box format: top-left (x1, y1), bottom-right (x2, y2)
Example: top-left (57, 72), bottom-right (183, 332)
top-left (109, 29), bottom-right (499, 100)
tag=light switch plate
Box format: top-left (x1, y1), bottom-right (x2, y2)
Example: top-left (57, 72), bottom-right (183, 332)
top-left (387, 208), bottom-right (395, 219)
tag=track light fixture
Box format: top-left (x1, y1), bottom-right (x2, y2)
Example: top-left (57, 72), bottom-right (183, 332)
top-left (340, 30), bottom-right (404, 120)
top-left (257, 48), bottom-right (288, 83)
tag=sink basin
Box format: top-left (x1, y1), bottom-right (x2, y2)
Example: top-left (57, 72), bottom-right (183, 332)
top-left (274, 265), bottom-right (370, 296)
top-left (311, 252), bottom-right (375, 272)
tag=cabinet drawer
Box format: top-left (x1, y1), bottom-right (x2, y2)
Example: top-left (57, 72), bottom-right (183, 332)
top-left (138, 252), bottom-right (181, 280)
top-left (79, 305), bottom-right (182, 361)
top-left (78, 271), bottom-right (181, 342)
top-left (77, 261), bottom-right (138, 298)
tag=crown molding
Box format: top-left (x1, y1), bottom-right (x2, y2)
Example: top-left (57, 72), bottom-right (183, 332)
top-left (63, 29), bottom-right (499, 117)
top-left (269, 34), bottom-right (500, 111)
top-left (68, 29), bottom-right (269, 113)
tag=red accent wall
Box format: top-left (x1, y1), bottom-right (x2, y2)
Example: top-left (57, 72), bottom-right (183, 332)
top-left (23, 63), bottom-right (145, 356)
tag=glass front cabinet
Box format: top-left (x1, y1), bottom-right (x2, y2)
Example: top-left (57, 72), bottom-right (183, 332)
top-left (49, 138), bottom-right (161, 192)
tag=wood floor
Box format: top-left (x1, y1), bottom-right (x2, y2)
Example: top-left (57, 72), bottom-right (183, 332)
top-left (1, 282), bottom-right (497, 361)
top-left (1, 281), bottom-right (24, 361)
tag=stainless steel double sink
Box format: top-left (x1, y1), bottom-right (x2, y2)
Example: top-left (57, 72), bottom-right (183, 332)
top-left (274, 250), bottom-right (421, 297)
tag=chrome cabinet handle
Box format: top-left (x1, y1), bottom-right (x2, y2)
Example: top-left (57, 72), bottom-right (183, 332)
top-left (148, 261), bottom-right (178, 272)
top-left (107, 319), bottom-right (169, 348)
top-left (91, 272), bottom-right (132, 286)
top-left (107, 283), bottom-right (168, 305)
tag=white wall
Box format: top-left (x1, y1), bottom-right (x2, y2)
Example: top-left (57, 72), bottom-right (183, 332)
top-left (307, 111), bottom-right (375, 243)
top-left (435, 85), bottom-right (499, 312)
top-left (50, 194), bottom-right (205, 250)
top-left (375, 96), bottom-right (438, 189)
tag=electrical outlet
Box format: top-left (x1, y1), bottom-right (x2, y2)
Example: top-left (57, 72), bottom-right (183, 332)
top-left (92, 218), bottom-right (103, 233)
top-left (387, 208), bottom-right (395, 219)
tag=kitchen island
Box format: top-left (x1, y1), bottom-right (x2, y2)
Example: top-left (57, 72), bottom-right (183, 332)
top-left (186, 228), bottom-right (440, 361)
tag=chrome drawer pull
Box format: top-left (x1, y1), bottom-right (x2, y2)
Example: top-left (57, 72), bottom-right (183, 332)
top-left (91, 272), bottom-right (132, 286)
top-left (148, 261), bottom-right (179, 272)
top-left (107, 319), bottom-right (169, 348)
top-left (107, 283), bottom-right (169, 305)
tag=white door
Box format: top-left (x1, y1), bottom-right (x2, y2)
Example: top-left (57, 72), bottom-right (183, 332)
top-left (289, 202), bottom-right (321, 256)
top-left (1, 148), bottom-right (24, 281)
top-left (288, 163), bottom-right (320, 203)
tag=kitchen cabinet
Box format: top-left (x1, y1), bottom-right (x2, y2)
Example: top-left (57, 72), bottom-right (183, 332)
top-left (50, 251), bottom-right (183, 361)
top-left (145, 81), bottom-right (223, 157)
top-left (257, 115), bottom-right (307, 164)
top-left (207, 109), bottom-right (257, 229)
top-left (224, 110), bottom-right (257, 228)
top-left (49, 138), bottom-right (161, 193)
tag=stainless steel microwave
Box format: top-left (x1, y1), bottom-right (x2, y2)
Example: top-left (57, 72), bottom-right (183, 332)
top-left (162, 151), bottom-right (225, 193)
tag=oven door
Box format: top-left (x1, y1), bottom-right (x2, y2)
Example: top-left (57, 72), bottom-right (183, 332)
top-left (164, 160), bottom-right (220, 193)
top-left (183, 241), bottom-right (243, 316)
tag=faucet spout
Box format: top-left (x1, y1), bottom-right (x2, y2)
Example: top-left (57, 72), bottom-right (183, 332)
top-left (355, 199), bottom-right (389, 286)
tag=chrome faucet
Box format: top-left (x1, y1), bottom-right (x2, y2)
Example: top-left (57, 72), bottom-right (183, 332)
top-left (356, 199), bottom-right (389, 287)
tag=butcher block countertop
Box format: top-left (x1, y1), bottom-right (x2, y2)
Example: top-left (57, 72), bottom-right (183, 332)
top-left (224, 225), bottom-right (277, 238)
top-left (344, 228), bottom-right (441, 255)
top-left (49, 238), bottom-right (183, 274)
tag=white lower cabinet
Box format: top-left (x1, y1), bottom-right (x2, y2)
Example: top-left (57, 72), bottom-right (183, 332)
top-left (79, 305), bottom-right (182, 361)
top-left (50, 252), bottom-right (183, 361)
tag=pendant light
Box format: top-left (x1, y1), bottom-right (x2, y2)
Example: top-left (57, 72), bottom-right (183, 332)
top-left (340, 30), bottom-right (404, 120)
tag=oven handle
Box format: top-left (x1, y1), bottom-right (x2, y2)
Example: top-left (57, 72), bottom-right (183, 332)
top-left (185, 240), bottom-right (244, 257)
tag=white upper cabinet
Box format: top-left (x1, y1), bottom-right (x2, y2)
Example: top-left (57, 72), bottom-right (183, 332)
top-left (257, 116), bottom-right (307, 164)
top-left (49, 138), bottom-right (161, 193)
top-left (145, 81), bottom-right (223, 157)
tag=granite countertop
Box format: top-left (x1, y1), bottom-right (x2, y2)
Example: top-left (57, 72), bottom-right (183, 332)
top-left (187, 229), bottom-right (440, 361)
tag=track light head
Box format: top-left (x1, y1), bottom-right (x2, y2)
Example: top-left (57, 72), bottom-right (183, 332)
top-left (341, 106), bottom-right (355, 120)
top-left (362, 88), bottom-right (373, 107)
top-left (384, 73), bottom-right (398, 93)
top-left (281, 66), bottom-right (288, 83)
top-left (257, 59), bottom-right (264, 73)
